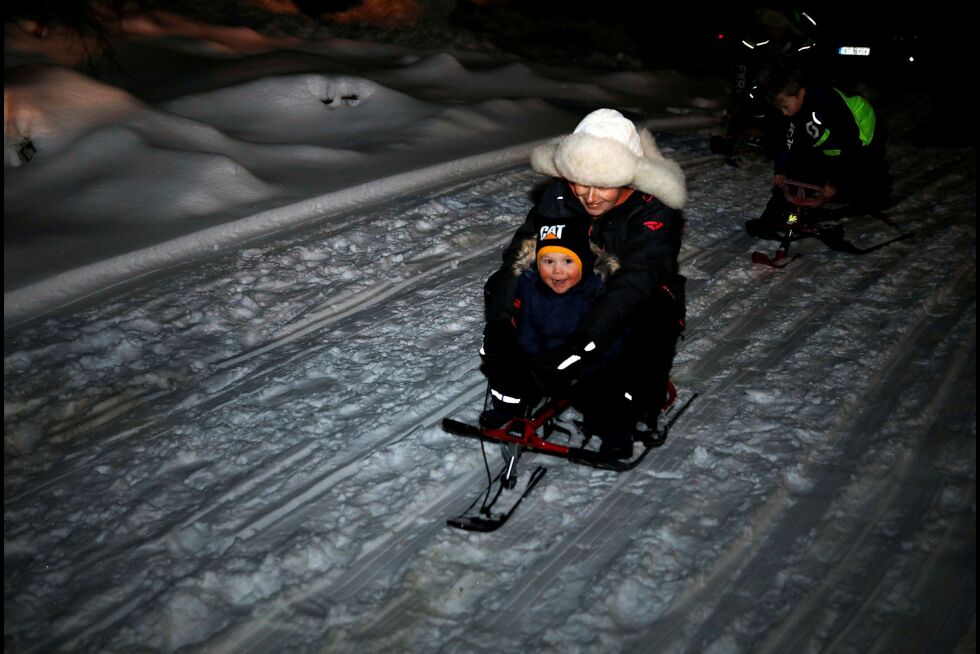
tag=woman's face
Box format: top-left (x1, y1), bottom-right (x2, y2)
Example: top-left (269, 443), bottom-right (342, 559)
top-left (569, 183), bottom-right (624, 217)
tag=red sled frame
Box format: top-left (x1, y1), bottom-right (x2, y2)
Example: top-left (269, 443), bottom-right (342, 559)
top-left (751, 179), bottom-right (911, 267)
top-left (442, 380), bottom-right (695, 530)
top-left (442, 380), bottom-right (681, 467)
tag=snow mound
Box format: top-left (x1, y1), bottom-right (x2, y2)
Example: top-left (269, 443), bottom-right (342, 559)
top-left (5, 65), bottom-right (145, 165)
top-left (161, 73), bottom-right (435, 145)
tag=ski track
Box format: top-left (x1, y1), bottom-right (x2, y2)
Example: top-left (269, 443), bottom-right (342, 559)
top-left (282, 145), bottom-right (972, 652)
top-left (4, 134), bottom-right (976, 652)
top-left (5, 163), bottom-right (541, 652)
top-left (652, 262), bottom-right (976, 654)
top-left (318, 144), bottom-right (976, 652)
top-left (4, 163), bottom-right (530, 492)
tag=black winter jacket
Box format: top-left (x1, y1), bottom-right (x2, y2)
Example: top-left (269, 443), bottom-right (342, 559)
top-left (775, 84), bottom-right (883, 190)
top-left (485, 179), bottom-right (685, 352)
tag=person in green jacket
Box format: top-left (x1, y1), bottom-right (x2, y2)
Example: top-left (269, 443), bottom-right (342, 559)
top-left (746, 68), bottom-right (891, 238)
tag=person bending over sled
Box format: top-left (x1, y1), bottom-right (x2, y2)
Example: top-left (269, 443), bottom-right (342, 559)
top-left (745, 68), bottom-right (891, 239)
top-left (482, 108), bottom-right (687, 459)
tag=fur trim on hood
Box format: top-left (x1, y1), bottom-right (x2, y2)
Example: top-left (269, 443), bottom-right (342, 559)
top-left (511, 239), bottom-right (619, 280)
top-left (530, 125), bottom-right (687, 210)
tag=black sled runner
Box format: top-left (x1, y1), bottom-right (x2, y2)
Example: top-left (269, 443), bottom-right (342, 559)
top-left (750, 180), bottom-right (915, 268)
top-left (442, 381), bottom-right (697, 532)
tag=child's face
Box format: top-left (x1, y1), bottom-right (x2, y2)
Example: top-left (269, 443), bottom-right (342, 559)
top-left (538, 253), bottom-right (582, 294)
top-left (775, 90), bottom-right (805, 117)
top-left (569, 183), bottom-right (623, 217)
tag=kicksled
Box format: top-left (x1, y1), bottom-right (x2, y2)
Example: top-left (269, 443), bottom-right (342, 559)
top-left (441, 381), bottom-right (698, 532)
top-left (751, 180), bottom-right (915, 268)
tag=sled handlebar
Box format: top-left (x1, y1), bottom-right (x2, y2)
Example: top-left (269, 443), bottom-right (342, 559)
top-left (780, 179), bottom-right (826, 208)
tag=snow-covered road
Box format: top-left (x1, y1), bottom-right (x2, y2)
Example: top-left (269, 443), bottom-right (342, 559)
top-left (4, 128), bottom-right (975, 653)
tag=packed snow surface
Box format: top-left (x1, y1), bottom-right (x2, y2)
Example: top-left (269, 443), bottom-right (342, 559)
top-left (4, 11), bottom-right (975, 654)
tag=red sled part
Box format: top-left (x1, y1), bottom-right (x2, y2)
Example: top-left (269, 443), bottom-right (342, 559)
top-left (442, 380), bottom-right (684, 465)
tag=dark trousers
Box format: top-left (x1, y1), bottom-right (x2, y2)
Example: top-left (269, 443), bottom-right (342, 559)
top-left (749, 146), bottom-right (891, 239)
top-left (572, 294), bottom-right (682, 436)
top-left (779, 143), bottom-right (889, 204)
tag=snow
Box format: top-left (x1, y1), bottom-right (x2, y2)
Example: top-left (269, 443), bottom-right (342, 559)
top-left (5, 9), bottom-right (976, 654)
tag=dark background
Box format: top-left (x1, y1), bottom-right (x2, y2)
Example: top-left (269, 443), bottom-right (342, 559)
top-left (4, 2), bottom-right (971, 146)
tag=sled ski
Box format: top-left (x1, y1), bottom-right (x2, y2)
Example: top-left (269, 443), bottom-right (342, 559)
top-left (751, 180), bottom-right (914, 267)
top-left (443, 382), bottom-right (697, 532)
top-left (446, 465), bottom-right (548, 532)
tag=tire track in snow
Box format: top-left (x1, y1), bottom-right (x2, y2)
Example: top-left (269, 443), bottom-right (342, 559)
top-left (624, 247), bottom-right (974, 651)
top-left (13, 135), bottom-right (973, 652)
top-left (197, 145), bottom-right (973, 650)
top-left (340, 150), bottom-right (974, 647)
top-left (756, 275), bottom-right (976, 653)
top-left (4, 163), bottom-right (540, 652)
top-left (676, 271), bottom-right (973, 653)
top-left (279, 152), bottom-right (929, 645)
top-left (459, 310), bottom-right (828, 638)
top-left (16, 377), bottom-right (491, 654)
top-left (225, 380), bottom-right (487, 545)
top-left (8, 187), bottom-right (540, 651)
top-left (9, 151), bottom-right (726, 543)
top-left (3, 164), bottom-right (528, 501)
top-left (212, 151), bottom-right (727, 372)
top-left (212, 229), bottom-right (514, 371)
top-left (338, 245), bottom-right (835, 644)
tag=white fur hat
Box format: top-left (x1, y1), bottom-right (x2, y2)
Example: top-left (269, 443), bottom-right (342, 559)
top-left (530, 108), bottom-right (687, 209)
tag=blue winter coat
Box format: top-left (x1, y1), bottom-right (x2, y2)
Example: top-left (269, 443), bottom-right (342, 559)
top-left (513, 270), bottom-right (603, 355)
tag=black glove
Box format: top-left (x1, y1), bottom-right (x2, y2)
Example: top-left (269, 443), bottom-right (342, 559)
top-left (481, 319), bottom-right (519, 358)
top-left (529, 337), bottom-right (597, 395)
top-left (479, 319), bottom-right (524, 391)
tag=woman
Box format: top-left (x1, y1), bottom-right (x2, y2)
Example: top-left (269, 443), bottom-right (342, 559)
top-left (482, 108), bottom-right (687, 458)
